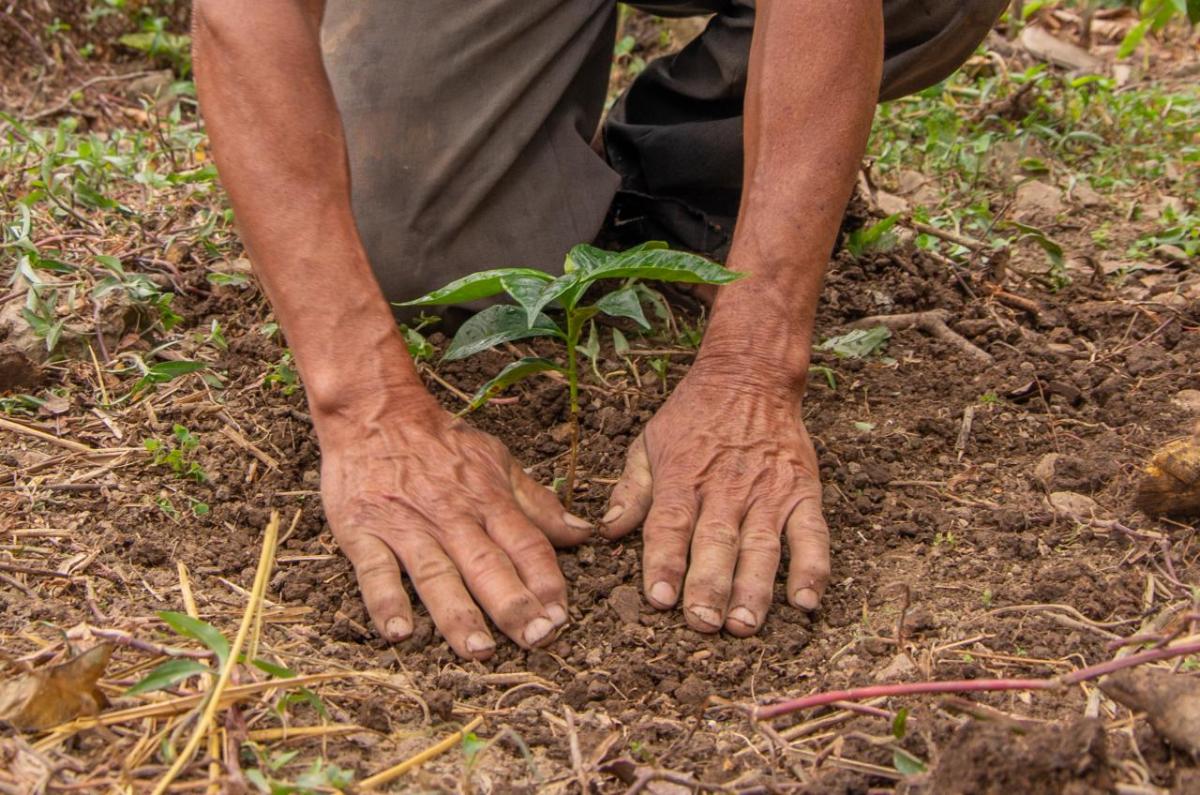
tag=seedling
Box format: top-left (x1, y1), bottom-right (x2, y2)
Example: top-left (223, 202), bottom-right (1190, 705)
top-left (144, 424), bottom-right (208, 482)
top-left (403, 242), bottom-right (740, 504)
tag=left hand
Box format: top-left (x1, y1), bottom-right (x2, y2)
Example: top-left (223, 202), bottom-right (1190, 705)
top-left (599, 354), bottom-right (830, 636)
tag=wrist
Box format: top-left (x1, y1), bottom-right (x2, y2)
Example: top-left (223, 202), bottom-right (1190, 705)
top-left (699, 283), bottom-right (815, 395)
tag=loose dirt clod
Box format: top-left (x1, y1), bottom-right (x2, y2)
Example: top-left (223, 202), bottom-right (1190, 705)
top-left (0, 643), bottom-right (113, 732)
top-left (929, 718), bottom-right (1112, 795)
top-left (1100, 668), bottom-right (1200, 757)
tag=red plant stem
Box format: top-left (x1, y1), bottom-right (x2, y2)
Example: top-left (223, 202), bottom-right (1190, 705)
top-left (754, 638), bottom-right (1200, 721)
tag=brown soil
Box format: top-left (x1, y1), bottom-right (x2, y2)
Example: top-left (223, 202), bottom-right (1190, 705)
top-left (2, 6), bottom-right (1199, 795)
top-left (4, 206), bottom-right (1199, 790)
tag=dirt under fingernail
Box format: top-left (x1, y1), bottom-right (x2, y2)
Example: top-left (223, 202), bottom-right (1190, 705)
top-left (794, 588), bottom-right (820, 611)
top-left (524, 616), bottom-right (555, 646)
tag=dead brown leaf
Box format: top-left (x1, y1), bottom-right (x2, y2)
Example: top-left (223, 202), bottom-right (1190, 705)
top-left (1135, 432), bottom-right (1200, 517)
top-left (0, 643), bottom-right (113, 732)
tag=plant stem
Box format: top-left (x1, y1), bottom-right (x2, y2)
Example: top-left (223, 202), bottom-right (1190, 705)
top-left (753, 637), bottom-right (1200, 721)
top-left (561, 310), bottom-right (582, 510)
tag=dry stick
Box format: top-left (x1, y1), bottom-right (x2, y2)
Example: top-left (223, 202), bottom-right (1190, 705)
top-left (849, 310), bottom-right (993, 364)
top-left (753, 638), bottom-right (1200, 721)
top-left (149, 511), bottom-right (281, 795)
top-left (359, 715), bottom-right (484, 789)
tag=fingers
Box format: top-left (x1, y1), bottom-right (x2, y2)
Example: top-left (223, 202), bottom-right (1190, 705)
top-left (391, 531), bottom-right (496, 660)
top-left (344, 531), bottom-right (414, 643)
top-left (509, 463), bottom-right (591, 547)
top-left (600, 434), bottom-right (654, 540)
top-left (682, 495), bottom-right (744, 633)
top-left (785, 483), bottom-right (831, 611)
top-left (440, 520), bottom-right (557, 649)
top-left (724, 505), bottom-right (783, 637)
top-left (640, 487), bottom-right (698, 610)
top-left (486, 507), bottom-right (570, 630)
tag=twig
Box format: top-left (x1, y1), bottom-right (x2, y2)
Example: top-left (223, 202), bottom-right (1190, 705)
top-left (849, 310), bottom-right (993, 364)
top-left (753, 638), bottom-right (1200, 720)
top-left (359, 715), bottom-right (484, 789)
top-left (150, 511), bottom-right (281, 795)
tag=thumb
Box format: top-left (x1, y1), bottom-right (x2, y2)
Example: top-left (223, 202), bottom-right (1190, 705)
top-left (600, 433), bottom-right (654, 539)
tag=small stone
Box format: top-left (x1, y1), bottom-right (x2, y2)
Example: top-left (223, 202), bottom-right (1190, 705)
top-left (1014, 180), bottom-right (1065, 221)
top-left (873, 652), bottom-right (917, 682)
top-left (1070, 181), bottom-right (1104, 208)
top-left (1049, 491), bottom-right (1100, 522)
top-left (608, 585), bottom-right (642, 625)
top-left (1172, 390), bottom-right (1200, 414)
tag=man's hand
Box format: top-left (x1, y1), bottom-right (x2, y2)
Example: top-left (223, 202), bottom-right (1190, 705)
top-left (317, 387), bottom-right (591, 659)
top-left (599, 358), bottom-right (828, 636)
top-left (594, 0), bottom-right (884, 633)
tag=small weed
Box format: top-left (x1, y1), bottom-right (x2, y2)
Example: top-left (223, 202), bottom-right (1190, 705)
top-left (263, 352), bottom-right (300, 395)
top-left (978, 391), bottom-right (999, 405)
top-left (144, 424), bottom-right (207, 482)
top-left (846, 214), bottom-right (901, 257)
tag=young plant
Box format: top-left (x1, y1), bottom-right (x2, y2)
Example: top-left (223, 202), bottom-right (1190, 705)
top-left (403, 241), bottom-right (740, 504)
top-left (144, 424), bottom-right (208, 482)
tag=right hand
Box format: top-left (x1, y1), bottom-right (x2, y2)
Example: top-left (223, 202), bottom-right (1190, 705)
top-left (315, 385), bottom-right (592, 659)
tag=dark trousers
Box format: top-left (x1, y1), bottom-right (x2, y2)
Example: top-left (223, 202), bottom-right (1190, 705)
top-left (321, 1), bottom-right (1008, 304)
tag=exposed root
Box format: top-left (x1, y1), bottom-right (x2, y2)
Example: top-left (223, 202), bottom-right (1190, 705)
top-left (850, 310), bottom-right (993, 364)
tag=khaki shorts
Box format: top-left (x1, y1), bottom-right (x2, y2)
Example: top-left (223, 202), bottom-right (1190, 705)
top-left (321, 1), bottom-right (1007, 305)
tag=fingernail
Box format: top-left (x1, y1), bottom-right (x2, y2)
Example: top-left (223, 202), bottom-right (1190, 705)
top-left (385, 617), bottom-right (412, 641)
top-left (563, 512), bottom-right (592, 531)
top-left (648, 580), bottom-right (677, 608)
top-left (727, 606), bottom-right (758, 629)
top-left (524, 616), bottom-right (555, 646)
top-left (466, 632), bottom-right (495, 655)
top-left (794, 588), bottom-right (821, 611)
top-left (547, 603), bottom-right (569, 627)
top-left (601, 505), bottom-right (624, 525)
top-left (687, 604), bottom-right (723, 630)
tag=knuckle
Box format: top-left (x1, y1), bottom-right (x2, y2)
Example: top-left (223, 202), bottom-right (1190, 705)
top-left (405, 552), bottom-right (458, 586)
top-left (697, 521), bottom-right (740, 552)
top-left (646, 503), bottom-right (694, 536)
top-left (353, 556), bottom-right (396, 583)
top-left (742, 530), bottom-right (782, 558)
top-left (463, 545), bottom-right (510, 576)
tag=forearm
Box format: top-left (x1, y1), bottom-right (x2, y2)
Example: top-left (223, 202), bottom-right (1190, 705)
top-left (703, 0), bottom-right (883, 385)
top-left (193, 0), bottom-right (419, 417)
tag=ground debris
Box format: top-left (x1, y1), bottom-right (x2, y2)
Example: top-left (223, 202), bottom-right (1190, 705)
top-left (0, 643), bottom-right (113, 732)
top-left (1135, 432), bottom-right (1200, 517)
top-left (1100, 667), bottom-right (1200, 757)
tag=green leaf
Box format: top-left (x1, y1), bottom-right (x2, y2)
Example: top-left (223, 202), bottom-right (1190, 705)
top-left (612, 327), bottom-right (631, 356)
top-left (400, 268), bottom-right (553, 307)
top-left (847, 214), bottom-right (901, 257)
top-left (594, 286), bottom-right (651, 330)
top-left (892, 707), bottom-right (909, 739)
top-left (893, 748), bottom-right (927, 775)
top-left (1004, 220), bottom-right (1064, 267)
top-left (251, 658), bottom-right (297, 679)
top-left (817, 326), bottom-right (892, 359)
top-left (125, 658), bottom-right (210, 696)
top-left (133, 360), bottom-right (207, 395)
top-left (563, 244), bottom-right (613, 275)
top-left (462, 731), bottom-right (487, 765)
top-left (158, 610), bottom-right (231, 667)
top-left (468, 357), bottom-right (564, 410)
top-left (444, 305), bottom-right (563, 361)
top-left (574, 245), bottom-right (741, 286)
top-left (502, 272), bottom-right (579, 325)
top-left (1117, 18), bottom-right (1151, 58)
